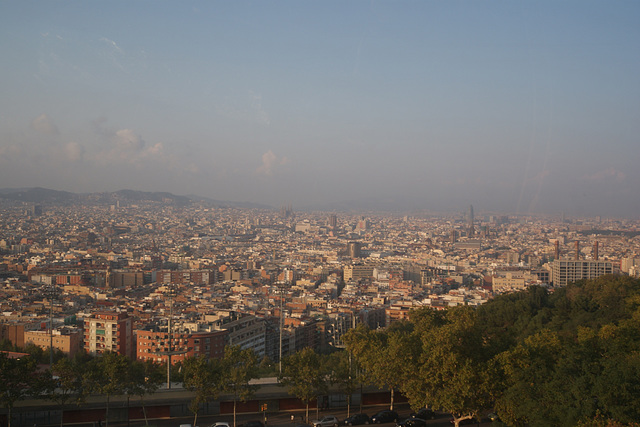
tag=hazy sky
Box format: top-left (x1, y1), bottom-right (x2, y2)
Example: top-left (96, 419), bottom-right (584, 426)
top-left (1, 1), bottom-right (639, 217)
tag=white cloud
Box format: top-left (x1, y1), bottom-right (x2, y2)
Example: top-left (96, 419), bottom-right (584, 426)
top-left (115, 129), bottom-right (145, 152)
top-left (99, 37), bottom-right (123, 54)
top-left (92, 128), bottom-right (165, 165)
top-left (256, 150), bottom-right (289, 176)
top-left (99, 37), bottom-right (125, 71)
top-left (64, 142), bottom-right (85, 162)
top-left (31, 114), bottom-right (59, 135)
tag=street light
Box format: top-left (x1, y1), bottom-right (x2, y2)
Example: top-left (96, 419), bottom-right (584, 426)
top-left (159, 284), bottom-right (186, 389)
top-left (279, 282), bottom-right (284, 374)
top-left (42, 284), bottom-right (60, 367)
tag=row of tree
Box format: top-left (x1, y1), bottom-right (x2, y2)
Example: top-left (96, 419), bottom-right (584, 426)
top-left (342, 275), bottom-right (640, 427)
top-left (1, 344), bottom-right (274, 427)
top-left (0, 350), bottom-right (165, 427)
top-left (181, 345), bottom-right (360, 427)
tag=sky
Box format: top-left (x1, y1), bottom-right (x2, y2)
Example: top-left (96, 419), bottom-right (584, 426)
top-left (1, 1), bottom-right (639, 218)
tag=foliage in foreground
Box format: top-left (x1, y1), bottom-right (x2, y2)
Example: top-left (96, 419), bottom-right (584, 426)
top-left (344, 275), bottom-right (640, 427)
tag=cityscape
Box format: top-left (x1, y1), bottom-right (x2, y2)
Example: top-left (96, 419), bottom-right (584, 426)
top-left (1, 188), bottom-right (640, 425)
top-left (2, 1), bottom-right (640, 426)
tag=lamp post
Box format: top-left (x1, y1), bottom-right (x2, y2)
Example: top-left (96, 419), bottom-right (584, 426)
top-left (165, 285), bottom-right (177, 389)
top-left (158, 285), bottom-right (186, 390)
top-left (279, 282), bottom-right (284, 374)
top-left (43, 284), bottom-right (60, 367)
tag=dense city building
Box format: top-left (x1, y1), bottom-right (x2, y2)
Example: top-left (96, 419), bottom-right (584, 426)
top-left (0, 196), bottom-right (638, 365)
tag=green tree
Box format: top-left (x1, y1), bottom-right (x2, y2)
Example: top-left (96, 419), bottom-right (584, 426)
top-left (493, 278), bottom-right (640, 425)
top-left (401, 307), bottom-right (500, 427)
top-left (328, 350), bottom-right (360, 417)
top-left (0, 338), bottom-right (17, 352)
top-left (279, 348), bottom-right (329, 423)
top-left (125, 360), bottom-right (165, 426)
top-left (48, 357), bottom-right (86, 427)
top-left (220, 346), bottom-right (259, 427)
top-left (183, 356), bottom-right (222, 427)
top-left (0, 352), bottom-right (48, 427)
top-left (344, 322), bottom-right (413, 411)
top-left (83, 352), bottom-right (129, 427)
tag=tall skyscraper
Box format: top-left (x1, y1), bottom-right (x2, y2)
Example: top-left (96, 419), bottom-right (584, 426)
top-left (468, 204), bottom-right (475, 237)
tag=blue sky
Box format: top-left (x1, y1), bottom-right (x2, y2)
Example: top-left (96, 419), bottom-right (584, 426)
top-left (1, 1), bottom-right (639, 217)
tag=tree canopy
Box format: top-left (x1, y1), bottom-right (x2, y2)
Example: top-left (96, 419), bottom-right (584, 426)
top-left (279, 347), bottom-right (329, 422)
top-left (345, 276), bottom-right (640, 426)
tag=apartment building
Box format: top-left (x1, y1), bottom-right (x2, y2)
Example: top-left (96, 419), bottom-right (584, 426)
top-left (24, 326), bottom-right (83, 357)
top-left (136, 328), bottom-right (227, 364)
top-left (550, 260), bottom-right (615, 287)
top-left (83, 311), bottom-right (134, 358)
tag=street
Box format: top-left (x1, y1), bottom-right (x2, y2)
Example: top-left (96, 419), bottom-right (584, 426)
top-left (120, 404), bottom-right (493, 427)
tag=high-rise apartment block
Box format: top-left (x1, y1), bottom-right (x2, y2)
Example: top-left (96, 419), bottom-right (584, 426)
top-left (83, 311), bottom-right (134, 358)
top-left (550, 260), bottom-right (614, 287)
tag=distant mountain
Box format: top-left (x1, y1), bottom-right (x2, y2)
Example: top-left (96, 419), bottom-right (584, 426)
top-left (0, 187), bottom-right (271, 209)
top-left (0, 187), bottom-right (79, 204)
top-left (186, 194), bottom-right (270, 209)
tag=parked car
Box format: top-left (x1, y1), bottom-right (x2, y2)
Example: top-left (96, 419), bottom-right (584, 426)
top-left (396, 418), bottom-right (427, 427)
top-left (241, 421), bottom-right (265, 427)
top-left (409, 409), bottom-right (436, 420)
top-left (370, 410), bottom-right (399, 424)
top-left (343, 414), bottom-right (370, 426)
top-left (210, 423), bottom-right (231, 427)
top-left (312, 416), bottom-right (339, 427)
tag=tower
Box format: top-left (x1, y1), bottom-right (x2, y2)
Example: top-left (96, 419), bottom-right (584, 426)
top-left (347, 241), bottom-right (361, 258)
top-left (468, 204), bottom-right (475, 237)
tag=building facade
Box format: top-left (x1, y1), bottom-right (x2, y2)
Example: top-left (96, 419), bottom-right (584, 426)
top-left (136, 329), bottom-right (228, 364)
top-left (83, 311), bottom-right (134, 358)
top-left (24, 327), bottom-right (83, 357)
top-left (550, 260), bottom-right (615, 287)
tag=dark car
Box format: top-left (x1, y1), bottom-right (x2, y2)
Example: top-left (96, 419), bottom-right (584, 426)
top-left (396, 419), bottom-right (427, 427)
top-left (409, 409), bottom-right (436, 420)
top-left (343, 414), bottom-right (370, 426)
top-left (241, 421), bottom-right (265, 427)
top-left (370, 410), bottom-right (399, 424)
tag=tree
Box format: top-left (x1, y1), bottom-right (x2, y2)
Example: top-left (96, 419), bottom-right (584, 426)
top-left (279, 348), bottom-right (329, 423)
top-left (220, 346), bottom-right (259, 427)
top-left (343, 322), bottom-right (413, 411)
top-left (48, 357), bottom-right (86, 427)
top-left (328, 350), bottom-right (360, 417)
top-left (125, 360), bottom-right (165, 426)
top-left (83, 352), bottom-right (129, 427)
top-left (183, 356), bottom-right (222, 427)
top-left (0, 352), bottom-right (48, 427)
top-left (401, 307), bottom-right (501, 427)
top-left (492, 278), bottom-right (640, 425)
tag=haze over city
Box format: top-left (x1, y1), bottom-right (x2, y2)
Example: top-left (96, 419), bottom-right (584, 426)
top-left (1, 1), bottom-right (638, 218)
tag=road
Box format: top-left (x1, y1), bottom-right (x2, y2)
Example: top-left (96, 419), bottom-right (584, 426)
top-left (112, 404), bottom-right (493, 427)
